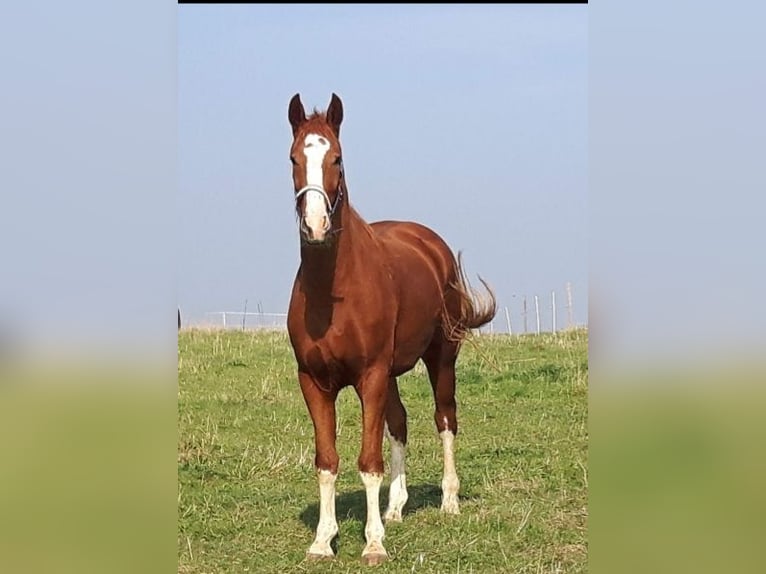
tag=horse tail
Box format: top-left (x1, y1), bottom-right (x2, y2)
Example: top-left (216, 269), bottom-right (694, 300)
top-left (443, 251), bottom-right (497, 343)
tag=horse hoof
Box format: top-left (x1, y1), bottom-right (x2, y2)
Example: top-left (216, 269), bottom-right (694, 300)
top-left (361, 552), bottom-right (388, 566)
top-left (307, 552), bottom-right (334, 561)
top-left (441, 501), bottom-right (460, 515)
top-left (383, 510), bottom-right (403, 523)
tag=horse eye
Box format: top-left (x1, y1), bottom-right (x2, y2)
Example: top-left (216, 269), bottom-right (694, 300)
top-left (290, 156), bottom-right (297, 165)
top-left (333, 156), bottom-right (342, 166)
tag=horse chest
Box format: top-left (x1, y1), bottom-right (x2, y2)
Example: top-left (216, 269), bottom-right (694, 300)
top-left (297, 346), bottom-right (352, 386)
top-left (294, 321), bottom-right (390, 383)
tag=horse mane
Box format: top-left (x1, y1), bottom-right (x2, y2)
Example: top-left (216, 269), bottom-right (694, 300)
top-left (296, 111), bottom-right (337, 140)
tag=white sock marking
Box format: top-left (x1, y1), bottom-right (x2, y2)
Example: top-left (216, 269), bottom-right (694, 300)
top-left (307, 470), bottom-right (338, 557)
top-left (302, 134), bottom-right (331, 236)
top-left (440, 429), bottom-right (460, 514)
top-left (383, 424), bottom-right (408, 522)
top-left (360, 471), bottom-right (387, 558)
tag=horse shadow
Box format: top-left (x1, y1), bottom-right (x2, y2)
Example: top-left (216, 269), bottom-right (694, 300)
top-left (299, 482), bottom-right (479, 542)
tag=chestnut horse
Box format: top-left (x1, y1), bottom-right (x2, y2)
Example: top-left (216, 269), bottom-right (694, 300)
top-left (286, 93), bottom-right (496, 565)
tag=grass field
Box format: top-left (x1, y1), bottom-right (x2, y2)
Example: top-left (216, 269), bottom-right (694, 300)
top-left (178, 329), bottom-right (588, 573)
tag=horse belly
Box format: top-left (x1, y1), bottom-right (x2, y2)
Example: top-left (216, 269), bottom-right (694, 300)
top-left (388, 256), bottom-right (444, 376)
top-left (390, 304), bottom-right (438, 376)
top-left (390, 354), bottom-right (425, 377)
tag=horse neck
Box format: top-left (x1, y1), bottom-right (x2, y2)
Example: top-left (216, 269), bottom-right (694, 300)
top-left (299, 189), bottom-right (373, 295)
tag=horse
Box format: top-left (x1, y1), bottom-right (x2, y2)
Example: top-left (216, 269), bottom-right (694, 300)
top-left (286, 93), bottom-right (496, 565)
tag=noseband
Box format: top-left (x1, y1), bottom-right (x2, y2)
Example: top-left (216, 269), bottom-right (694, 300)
top-left (294, 162), bottom-right (345, 235)
top-left (294, 183), bottom-right (344, 219)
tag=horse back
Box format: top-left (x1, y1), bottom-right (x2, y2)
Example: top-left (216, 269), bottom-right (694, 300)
top-left (371, 220), bottom-right (456, 283)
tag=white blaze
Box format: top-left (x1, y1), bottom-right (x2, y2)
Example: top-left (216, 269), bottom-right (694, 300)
top-left (302, 133), bottom-right (331, 236)
top-left (307, 470), bottom-right (338, 557)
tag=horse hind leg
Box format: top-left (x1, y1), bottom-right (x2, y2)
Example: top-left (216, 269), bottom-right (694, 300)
top-left (383, 377), bottom-right (408, 523)
top-left (422, 335), bottom-right (461, 515)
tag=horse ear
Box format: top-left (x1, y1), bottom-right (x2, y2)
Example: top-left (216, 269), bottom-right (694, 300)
top-left (288, 93), bottom-right (306, 136)
top-left (326, 93), bottom-right (344, 136)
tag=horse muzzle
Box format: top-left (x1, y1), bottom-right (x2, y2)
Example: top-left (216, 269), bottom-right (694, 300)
top-left (296, 185), bottom-right (337, 244)
top-left (300, 214), bottom-right (331, 244)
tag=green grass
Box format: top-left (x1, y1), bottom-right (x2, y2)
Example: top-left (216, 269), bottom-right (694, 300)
top-left (178, 329), bottom-right (588, 573)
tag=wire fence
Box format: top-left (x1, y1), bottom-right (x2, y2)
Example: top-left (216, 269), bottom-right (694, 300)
top-left (186, 283), bottom-right (586, 335)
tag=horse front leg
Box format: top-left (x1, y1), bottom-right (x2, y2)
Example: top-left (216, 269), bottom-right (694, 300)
top-left (355, 366), bottom-right (389, 566)
top-left (299, 372), bottom-right (339, 560)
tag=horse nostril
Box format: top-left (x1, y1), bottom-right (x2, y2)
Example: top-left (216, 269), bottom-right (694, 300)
top-left (322, 216), bottom-right (330, 231)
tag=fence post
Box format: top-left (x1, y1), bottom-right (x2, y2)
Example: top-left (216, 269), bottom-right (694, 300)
top-left (566, 282), bottom-right (573, 329)
top-left (505, 306), bottom-right (512, 335)
top-left (534, 295), bottom-right (540, 335)
top-left (523, 296), bottom-right (528, 333)
top-left (552, 291), bottom-right (557, 334)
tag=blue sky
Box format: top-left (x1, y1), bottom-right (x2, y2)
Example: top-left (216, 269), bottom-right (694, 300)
top-left (1, 1), bottom-right (762, 361)
top-left (590, 0), bottom-right (766, 362)
top-left (179, 5), bottom-right (587, 331)
top-left (1, 2), bottom-right (176, 354)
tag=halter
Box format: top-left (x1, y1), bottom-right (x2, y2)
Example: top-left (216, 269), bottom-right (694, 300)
top-left (294, 161), bottom-right (345, 228)
top-left (294, 183), bottom-right (344, 218)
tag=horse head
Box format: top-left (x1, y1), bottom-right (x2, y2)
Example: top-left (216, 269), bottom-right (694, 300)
top-left (288, 93), bottom-right (346, 245)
